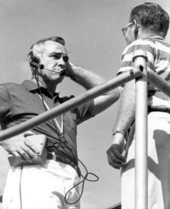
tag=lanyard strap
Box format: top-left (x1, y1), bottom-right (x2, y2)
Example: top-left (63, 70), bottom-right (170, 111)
top-left (38, 94), bottom-right (63, 133)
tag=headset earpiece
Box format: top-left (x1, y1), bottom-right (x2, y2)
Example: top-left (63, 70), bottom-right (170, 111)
top-left (28, 51), bottom-right (42, 69)
top-left (29, 57), bottom-right (40, 69)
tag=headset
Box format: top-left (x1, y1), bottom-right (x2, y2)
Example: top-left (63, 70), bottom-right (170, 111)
top-left (28, 51), bottom-right (66, 76)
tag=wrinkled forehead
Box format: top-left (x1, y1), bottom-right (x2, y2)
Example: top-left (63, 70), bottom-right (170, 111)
top-left (32, 40), bottom-right (67, 58)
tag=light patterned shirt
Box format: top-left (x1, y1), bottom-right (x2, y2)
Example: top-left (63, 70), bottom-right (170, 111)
top-left (118, 36), bottom-right (170, 98)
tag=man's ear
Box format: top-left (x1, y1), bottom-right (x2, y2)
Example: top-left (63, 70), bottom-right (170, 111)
top-left (133, 20), bottom-right (140, 39)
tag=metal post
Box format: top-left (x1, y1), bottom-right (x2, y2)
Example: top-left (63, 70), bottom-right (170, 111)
top-left (133, 50), bottom-right (148, 209)
top-left (0, 68), bottom-right (142, 141)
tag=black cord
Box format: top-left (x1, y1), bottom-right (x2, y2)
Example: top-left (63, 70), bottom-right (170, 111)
top-left (47, 137), bottom-right (99, 205)
top-left (34, 73), bottom-right (99, 205)
top-left (64, 158), bottom-right (99, 205)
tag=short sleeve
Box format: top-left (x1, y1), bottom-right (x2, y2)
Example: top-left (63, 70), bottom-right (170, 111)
top-left (75, 100), bottom-right (95, 125)
top-left (118, 39), bottom-right (155, 75)
top-left (0, 85), bottom-right (11, 122)
top-left (59, 94), bottom-right (94, 125)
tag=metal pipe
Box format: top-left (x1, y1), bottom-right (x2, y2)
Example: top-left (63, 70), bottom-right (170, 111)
top-left (0, 68), bottom-right (142, 141)
top-left (147, 68), bottom-right (170, 97)
top-left (133, 50), bottom-right (148, 209)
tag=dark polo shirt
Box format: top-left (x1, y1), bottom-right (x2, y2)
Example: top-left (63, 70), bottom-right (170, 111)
top-left (0, 80), bottom-right (94, 163)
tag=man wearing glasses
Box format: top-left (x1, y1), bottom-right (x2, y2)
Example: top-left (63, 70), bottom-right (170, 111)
top-left (0, 36), bottom-right (120, 209)
top-left (107, 3), bottom-right (170, 209)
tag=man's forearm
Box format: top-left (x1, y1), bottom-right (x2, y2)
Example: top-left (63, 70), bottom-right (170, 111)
top-left (113, 80), bottom-right (136, 132)
top-left (68, 64), bottom-right (106, 90)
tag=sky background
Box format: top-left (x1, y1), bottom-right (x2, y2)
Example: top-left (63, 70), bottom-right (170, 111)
top-left (0, 0), bottom-right (170, 208)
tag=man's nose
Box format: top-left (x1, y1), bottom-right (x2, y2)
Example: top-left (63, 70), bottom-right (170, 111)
top-left (58, 57), bottom-right (65, 66)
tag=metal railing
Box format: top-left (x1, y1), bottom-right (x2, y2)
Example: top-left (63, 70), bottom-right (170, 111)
top-left (133, 51), bottom-right (170, 209)
top-left (133, 51), bottom-right (148, 208)
top-left (1, 50), bottom-right (170, 208)
top-left (0, 68), bottom-right (142, 141)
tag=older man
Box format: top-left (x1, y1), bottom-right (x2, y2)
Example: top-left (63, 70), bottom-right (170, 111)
top-left (0, 36), bottom-right (120, 209)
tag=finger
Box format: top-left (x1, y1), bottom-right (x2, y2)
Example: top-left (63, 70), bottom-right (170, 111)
top-left (24, 131), bottom-right (34, 137)
top-left (22, 145), bottom-right (39, 160)
top-left (112, 157), bottom-right (124, 164)
top-left (110, 153), bottom-right (125, 167)
top-left (12, 152), bottom-right (21, 157)
top-left (108, 157), bottom-right (122, 169)
top-left (107, 148), bottom-right (126, 163)
top-left (10, 151), bottom-right (20, 158)
top-left (112, 162), bottom-right (122, 169)
top-left (24, 140), bottom-right (40, 154)
top-left (113, 149), bottom-right (126, 162)
top-left (110, 154), bottom-right (125, 164)
top-left (17, 148), bottom-right (33, 162)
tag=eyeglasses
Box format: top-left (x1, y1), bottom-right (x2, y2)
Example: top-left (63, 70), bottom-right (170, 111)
top-left (121, 21), bottom-right (134, 36)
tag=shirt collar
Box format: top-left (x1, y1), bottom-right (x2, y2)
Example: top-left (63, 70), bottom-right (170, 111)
top-left (145, 35), bottom-right (164, 40)
top-left (22, 80), bottom-right (39, 91)
top-left (152, 35), bottom-right (164, 40)
top-left (22, 80), bottom-right (60, 99)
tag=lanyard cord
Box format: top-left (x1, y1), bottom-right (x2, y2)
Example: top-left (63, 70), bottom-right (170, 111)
top-left (38, 94), bottom-right (67, 152)
top-left (34, 76), bottom-right (78, 161)
top-left (34, 75), bottom-right (99, 205)
top-left (38, 95), bottom-right (64, 134)
top-left (35, 78), bottom-right (66, 152)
